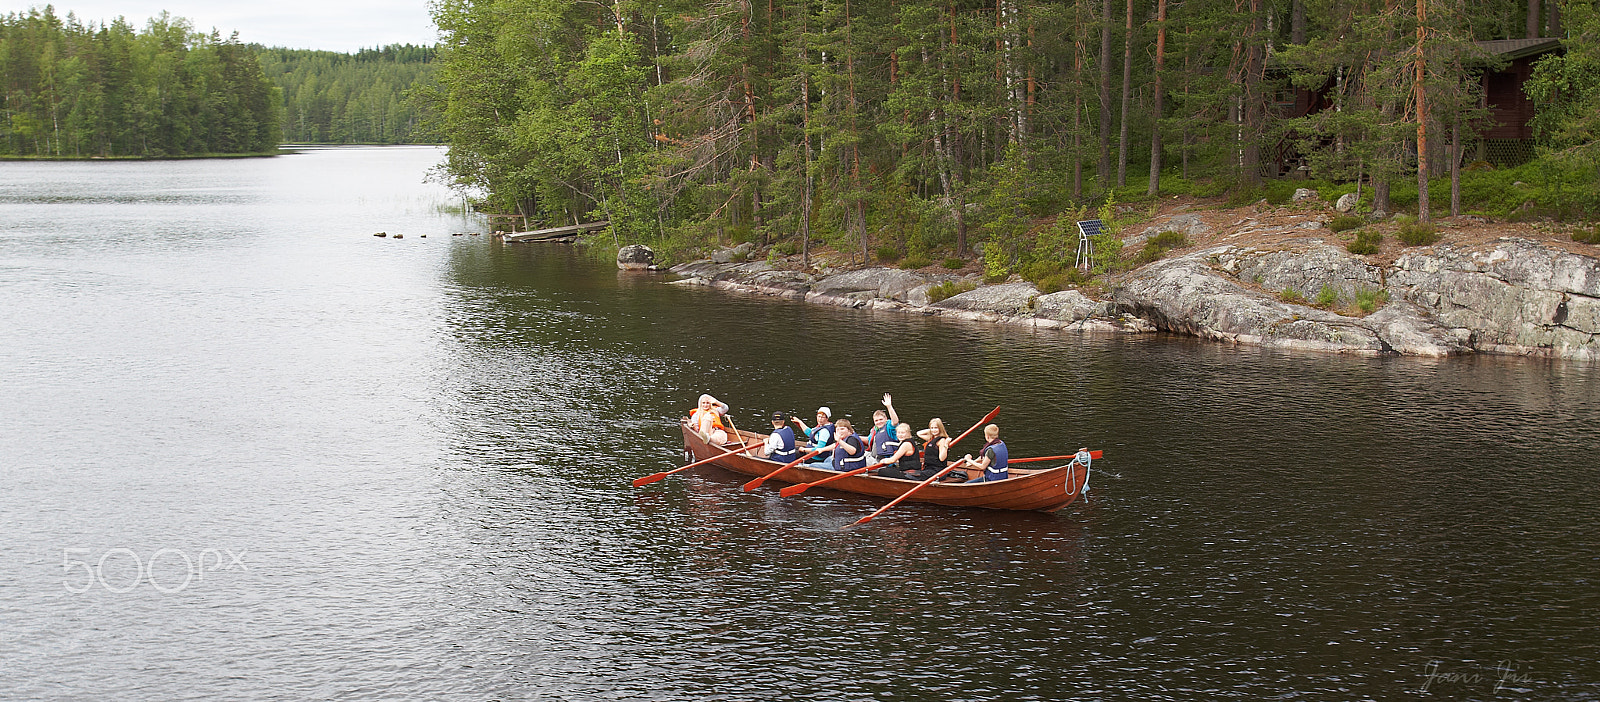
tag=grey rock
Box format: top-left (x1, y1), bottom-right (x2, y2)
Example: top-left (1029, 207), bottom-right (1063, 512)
top-left (1296, 220), bottom-right (1324, 230)
top-left (1216, 244), bottom-right (1385, 300)
top-left (1369, 209), bottom-right (1389, 221)
top-left (1336, 193), bottom-right (1359, 213)
top-left (1034, 290), bottom-right (1116, 322)
top-left (1363, 300), bottom-right (1470, 356)
top-left (1388, 238), bottom-right (1600, 359)
top-left (812, 268), bottom-right (931, 302)
top-left (932, 281), bottom-right (1040, 316)
top-left (616, 244), bottom-right (655, 270)
top-left (1115, 254), bottom-right (1388, 353)
top-left (1292, 188), bottom-right (1319, 202)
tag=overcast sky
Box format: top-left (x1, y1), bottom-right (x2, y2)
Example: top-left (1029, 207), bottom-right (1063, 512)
top-left (9, 0), bottom-right (438, 52)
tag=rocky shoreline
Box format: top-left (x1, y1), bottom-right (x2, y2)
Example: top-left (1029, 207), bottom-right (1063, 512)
top-left (645, 211), bottom-right (1600, 361)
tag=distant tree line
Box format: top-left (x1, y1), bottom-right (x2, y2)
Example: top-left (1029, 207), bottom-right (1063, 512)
top-left (258, 44), bottom-right (438, 145)
top-left (0, 6), bottom-right (279, 157)
top-left (425, 0), bottom-right (1599, 264)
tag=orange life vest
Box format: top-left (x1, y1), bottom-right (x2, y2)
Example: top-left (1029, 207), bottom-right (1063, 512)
top-left (691, 407), bottom-right (727, 433)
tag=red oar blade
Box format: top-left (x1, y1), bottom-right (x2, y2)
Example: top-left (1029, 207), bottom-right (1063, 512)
top-left (631, 473), bottom-right (668, 487)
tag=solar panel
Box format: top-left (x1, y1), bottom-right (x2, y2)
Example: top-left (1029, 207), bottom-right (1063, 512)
top-left (1077, 219), bottom-right (1103, 238)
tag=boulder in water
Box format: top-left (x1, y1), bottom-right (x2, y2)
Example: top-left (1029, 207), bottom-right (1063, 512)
top-left (617, 244), bottom-right (656, 271)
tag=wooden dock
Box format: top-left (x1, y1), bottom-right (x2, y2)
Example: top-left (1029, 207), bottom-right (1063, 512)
top-left (502, 221), bottom-right (610, 243)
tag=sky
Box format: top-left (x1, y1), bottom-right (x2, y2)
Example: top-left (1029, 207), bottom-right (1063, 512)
top-left (7, 0), bottom-right (439, 52)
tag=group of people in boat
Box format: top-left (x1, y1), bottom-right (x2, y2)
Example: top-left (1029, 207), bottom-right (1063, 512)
top-left (691, 393), bottom-right (1009, 483)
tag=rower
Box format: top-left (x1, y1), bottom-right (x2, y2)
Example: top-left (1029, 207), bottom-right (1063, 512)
top-left (829, 419), bottom-right (869, 473)
top-left (691, 394), bottom-right (731, 445)
top-left (792, 407), bottom-right (835, 467)
top-left (962, 424), bottom-right (1009, 483)
top-left (762, 411), bottom-right (800, 463)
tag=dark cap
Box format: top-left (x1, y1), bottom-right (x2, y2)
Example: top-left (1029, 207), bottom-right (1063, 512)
top-left (771, 411), bottom-right (789, 422)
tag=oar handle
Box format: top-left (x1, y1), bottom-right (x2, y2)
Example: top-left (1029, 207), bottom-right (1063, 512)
top-left (741, 448), bottom-right (823, 492)
top-left (632, 438), bottom-right (759, 487)
top-left (1008, 450), bottom-right (1103, 464)
top-left (778, 464), bottom-right (875, 497)
top-left (846, 459), bottom-right (970, 529)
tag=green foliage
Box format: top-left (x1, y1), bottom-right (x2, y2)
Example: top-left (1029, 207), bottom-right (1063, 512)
top-left (926, 280), bottom-right (975, 303)
top-left (1573, 225), bottom-right (1600, 245)
top-left (1279, 287), bottom-right (1306, 304)
top-left (942, 258), bottom-right (965, 270)
top-left (0, 8), bottom-right (280, 157)
top-left (1314, 285), bottom-right (1340, 308)
top-left (1329, 216), bottom-right (1366, 233)
top-left (1149, 231), bottom-right (1188, 249)
top-left (1347, 230), bottom-right (1383, 255)
top-left (901, 253), bottom-right (931, 269)
top-left (260, 45), bottom-right (436, 144)
top-left (1354, 287), bottom-right (1390, 314)
top-left (875, 245), bottom-right (901, 263)
top-left (1396, 221), bottom-right (1441, 247)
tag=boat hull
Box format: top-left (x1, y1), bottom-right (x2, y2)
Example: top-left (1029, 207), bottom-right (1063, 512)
top-left (681, 423), bottom-right (1089, 512)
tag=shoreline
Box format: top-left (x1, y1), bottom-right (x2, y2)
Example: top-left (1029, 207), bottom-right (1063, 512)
top-left (659, 203), bottom-right (1600, 361)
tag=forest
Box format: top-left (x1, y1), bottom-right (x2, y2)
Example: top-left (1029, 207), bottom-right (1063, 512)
top-left (260, 44), bottom-right (438, 145)
top-left (0, 7), bottom-right (280, 157)
top-left (425, 0), bottom-right (1600, 268)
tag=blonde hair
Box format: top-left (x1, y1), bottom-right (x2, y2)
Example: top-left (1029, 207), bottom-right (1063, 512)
top-left (896, 422), bottom-right (912, 439)
top-left (928, 418), bottom-right (949, 439)
top-left (834, 418), bottom-right (853, 431)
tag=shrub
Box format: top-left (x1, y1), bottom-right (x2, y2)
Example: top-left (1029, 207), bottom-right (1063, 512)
top-left (1279, 287), bottom-right (1306, 304)
top-left (1573, 226), bottom-right (1600, 245)
top-left (927, 280), bottom-right (976, 303)
top-left (1149, 230), bottom-right (1189, 249)
top-left (876, 245), bottom-right (902, 263)
top-left (902, 254), bottom-right (931, 269)
top-left (1396, 221), bottom-right (1442, 246)
top-left (773, 241), bottom-right (798, 256)
top-left (1132, 242), bottom-right (1167, 265)
top-left (1329, 215), bottom-right (1365, 233)
top-left (1314, 285), bottom-right (1340, 308)
top-left (1034, 273), bottom-right (1065, 294)
top-left (1354, 287), bottom-right (1390, 314)
top-left (942, 257), bottom-right (965, 269)
top-left (1347, 230), bottom-right (1383, 255)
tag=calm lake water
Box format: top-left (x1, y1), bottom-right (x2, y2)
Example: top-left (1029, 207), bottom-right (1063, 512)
top-left (2, 146), bottom-right (1597, 701)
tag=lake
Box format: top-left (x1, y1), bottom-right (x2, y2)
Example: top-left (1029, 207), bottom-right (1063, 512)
top-left (1, 146), bottom-right (1596, 700)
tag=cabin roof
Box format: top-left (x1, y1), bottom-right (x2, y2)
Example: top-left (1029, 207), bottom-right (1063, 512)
top-left (1474, 38), bottom-right (1562, 61)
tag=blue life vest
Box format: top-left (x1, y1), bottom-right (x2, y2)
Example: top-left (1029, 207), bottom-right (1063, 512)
top-left (834, 434), bottom-right (868, 471)
top-left (769, 426), bottom-right (799, 462)
top-left (808, 422), bottom-right (834, 448)
top-left (981, 440), bottom-right (1009, 480)
top-left (869, 426), bottom-right (895, 457)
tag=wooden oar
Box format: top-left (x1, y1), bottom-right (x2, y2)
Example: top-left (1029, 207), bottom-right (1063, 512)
top-left (779, 405), bottom-right (1000, 498)
top-left (632, 438), bottom-right (760, 487)
top-left (740, 448), bottom-right (824, 492)
top-left (842, 459), bottom-right (972, 529)
top-left (1009, 450), bottom-right (1103, 464)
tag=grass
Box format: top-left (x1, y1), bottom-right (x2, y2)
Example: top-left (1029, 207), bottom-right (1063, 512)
top-left (1347, 230), bottom-right (1383, 255)
top-left (1279, 287), bottom-right (1306, 304)
top-left (1396, 221), bottom-right (1441, 247)
top-left (1573, 226), bottom-right (1600, 245)
top-left (1130, 230), bottom-right (1190, 266)
top-left (927, 280), bottom-right (976, 303)
top-left (1354, 287), bottom-right (1390, 314)
top-left (901, 253), bottom-right (932, 269)
top-left (876, 245), bottom-right (902, 263)
top-left (1314, 285), bottom-right (1340, 308)
top-left (942, 257), bottom-right (965, 270)
top-left (1329, 215), bottom-right (1365, 233)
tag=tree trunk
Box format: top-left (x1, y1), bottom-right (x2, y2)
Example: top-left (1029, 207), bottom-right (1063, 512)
top-left (1291, 0), bottom-right (1306, 44)
top-left (1416, 0), bottom-right (1429, 223)
top-left (1098, 0), bottom-right (1114, 188)
top-left (1116, 0), bottom-right (1134, 187)
top-left (1450, 121), bottom-right (1461, 217)
top-left (1147, 0), bottom-right (1166, 196)
top-left (1527, 0), bottom-right (1540, 38)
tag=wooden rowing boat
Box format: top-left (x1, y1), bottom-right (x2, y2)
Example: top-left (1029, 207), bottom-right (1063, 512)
top-left (680, 421), bottom-right (1093, 512)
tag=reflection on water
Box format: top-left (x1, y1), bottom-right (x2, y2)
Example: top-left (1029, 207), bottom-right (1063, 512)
top-left (1, 147), bottom-right (1597, 700)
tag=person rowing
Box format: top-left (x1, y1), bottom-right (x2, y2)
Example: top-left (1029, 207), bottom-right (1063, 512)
top-left (761, 411), bottom-right (800, 463)
top-left (691, 394), bottom-right (731, 445)
top-left (871, 423), bottom-right (924, 480)
top-left (825, 418), bottom-right (869, 473)
top-left (961, 424), bottom-right (1009, 483)
top-left (792, 406), bottom-right (836, 468)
